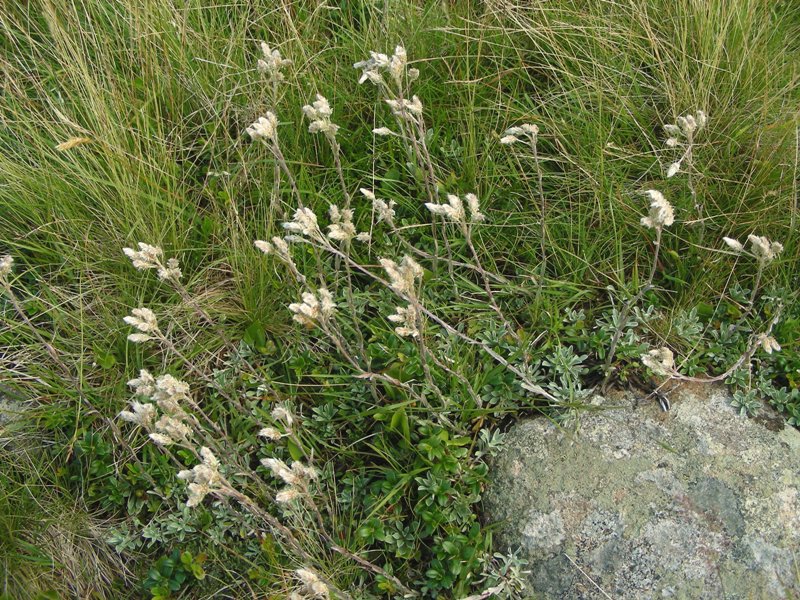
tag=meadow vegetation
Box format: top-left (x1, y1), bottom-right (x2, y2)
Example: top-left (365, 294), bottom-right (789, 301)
top-left (1, 1), bottom-right (798, 598)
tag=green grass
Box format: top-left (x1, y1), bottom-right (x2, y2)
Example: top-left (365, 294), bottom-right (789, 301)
top-left (1, 0), bottom-right (798, 597)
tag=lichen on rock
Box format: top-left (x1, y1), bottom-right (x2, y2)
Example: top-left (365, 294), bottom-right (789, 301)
top-left (483, 384), bottom-right (800, 599)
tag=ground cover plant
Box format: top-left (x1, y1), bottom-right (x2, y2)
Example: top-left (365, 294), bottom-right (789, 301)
top-left (1, 0), bottom-right (798, 598)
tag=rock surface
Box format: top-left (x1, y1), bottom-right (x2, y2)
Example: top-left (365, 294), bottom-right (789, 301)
top-left (483, 383), bottom-right (800, 599)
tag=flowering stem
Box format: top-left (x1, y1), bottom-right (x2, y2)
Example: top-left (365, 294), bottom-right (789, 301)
top-left (461, 222), bottom-right (520, 341)
top-left (307, 241), bottom-right (558, 402)
top-left (602, 226), bottom-right (662, 388)
top-left (157, 332), bottom-right (246, 413)
top-left (1, 281), bottom-right (161, 489)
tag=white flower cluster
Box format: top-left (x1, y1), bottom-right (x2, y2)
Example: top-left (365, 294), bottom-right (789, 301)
top-left (291, 568), bottom-right (330, 599)
top-left (380, 255), bottom-right (423, 296)
top-left (361, 188), bottom-right (396, 226)
top-left (246, 112), bottom-right (279, 142)
top-left (0, 255), bottom-right (13, 279)
top-left (120, 369), bottom-right (195, 447)
top-left (289, 289), bottom-right (336, 327)
top-left (426, 193), bottom-right (484, 224)
top-left (757, 334), bottom-right (781, 355)
top-left (722, 234), bottom-right (783, 265)
top-left (641, 347), bottom-right (675, 377)
top-left (664, 110), bottom-right (707, 177)
top-left (259, 405), bottom-right (295, 441)
top-left (123, 307), bottom-right (160, 343)
top-left (388, 304), bottom-right (420, 338)
top-left (261, 457), bottom-right (318, 504)
top-left (499, 123), bottom-right (539, 145)
top-left (327, 204), bottom-right (370, 243)
top-left (354, 45), bottom-right (417, 88)
top-left (257, 42), bottom-right (291, 81)
top-left (283, 207), bottom-right (322, 239)
top-left (302, 94), bottom-right (339, 138)
top-left (640, 189), bottom-right (675, 230)
top-left (385, 96), bottom-right (423, 121)
top-left (123, 243), bottom-right (182, 281)
top-left (177, 447), bottom-right (223, 508)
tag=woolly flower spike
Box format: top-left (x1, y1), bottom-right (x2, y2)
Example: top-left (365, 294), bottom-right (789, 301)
top-left (380, 255), bottom-right (423, 296)
top-left (128, 369), bottom-right (156, 397)
top-left (283, 207), bottom-right (321, 238)
top-left (354, 51), bottom-right (390, 85)
top-left (150, 414), bottom-right (193, 446)
top-left (302, 94), bottom-right (339, 138)
top-left (464, 193), bottom-right (485, 222)
top-left (500, 123), bottom-right (539, 145)
top-left (258, 426), bottom-right (283, 441)
top-left (123, 243), bottom-right (181, 281)
top-left (722, 237), bottom-right (744, 253)
top-left (362, 188), bottom-right (396, 226)
top-left (246, 113), bottom-right (279, 142)
top-left (262, 458), bottom-right (318, 491)
top-left (642, 347), bottom-right (675, 377)
top-left (747, 234), bottom-right (784, 265)
top-left (640, 190), bottom-right (674, 230)
top-left (178, 446), bottom-right (223, 508)
top-left (257, 42), bottom-right (291, 80)
top-left (757, 334), bottom-right (781, 355)
top-left (118, 401), bottom-right (156, 429)
top-left (372, 127), bottom-right (395, 136)
top-left (289, 289), bottom-right (336, 327)
top-left (666, 162), bottom-right (681, 178)
top-left (152, 374), bottom-right (192, 415)
top-left (388, 305), bottom-right (420, 338)
top-left (0, 255), bottom-right (13, 279)
top-left (385, 96), bottom-right (423, 120)
top-left (426, 194), bottom-right (465, 223)
top-left (388, 45), bottom-right (407, 85)
top-left (295, 568), bottom-right (330, 599)
top-left (123, 242), bottom-right (162, 270)
top-left (271, 405), bottom-right (294, 428)
top-left (124, 308), bottom-right (160, 343)
top-left (122, 244), bottom-right (181, 281)
top-left (327, 205), bottom-right (370, 243)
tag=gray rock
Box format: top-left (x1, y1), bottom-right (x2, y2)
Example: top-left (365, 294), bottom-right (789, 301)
top-left (483, 383), bottom-right (800, 599)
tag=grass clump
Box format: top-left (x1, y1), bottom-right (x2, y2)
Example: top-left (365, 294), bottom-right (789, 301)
top-left (1, 0), bottom-right (798, 598)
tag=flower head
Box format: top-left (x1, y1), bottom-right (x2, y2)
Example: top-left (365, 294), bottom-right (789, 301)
top-left (362, 188), bottom-right (396, 226)
top-left (0, 255), bottom-right (12, 279)
top-left (257, 42), bottom-right (291, 81)
top-left (326, 205), bottom-right (368, 242)
top-left (723, 237), bottom-right (744, 253)
top-left (380, 255), bottom-right (423, 296)
top-left (259, 426), bottom-right (283, 441)
top-left (642, 347), bottom-right (675, 377)
top-left (118, 401), bottom-right (156, 429)
top-left (123, 243), bottom-right (162, 270)
top-left (152, 374), bottom-right (191, 415)
top-left (123, 243), bottom-right (181, 281)
top-left (500, 123), bottom-right (538, 145)
top-left (289, 289), bottom-right (336, 327)
top-left (128, 369), bottom-right (156, 397)
top-left (464, 193), bottom-right (485, 222)
top-left (353, 51), bottom-right (390, 85)
top-left (426, 194), bottom-right (465, 223)
top-left (757, 334), bottom-right (781, 355)
top-left (178, 446), bottom-right (223, 507)
top-left (295, 568), bottom-right (330, 599)
top-left (387, 304), bottom-right (420, 338)
top-left (124, 308), bottom-right (160, 343)
top-left (640, 189), bottom-right (674, 230)
top-left (246, 112), bottom-right (279, 142)
top-left (283, 207), bottom-right (321, 239)
top-left (302, 94), bottom-right (339, 137)
top-left (747, 234), bottom-right (783, 265)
